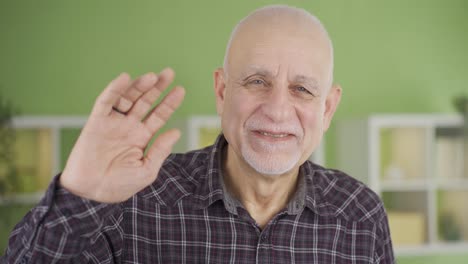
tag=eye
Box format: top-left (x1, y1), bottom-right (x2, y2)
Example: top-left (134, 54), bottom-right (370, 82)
top-left (249, 79), bottom-right (265, 85)
top-left (292, 85), bottom-right (317, 99)
top-left (295, 86), bottom-right (312, 95)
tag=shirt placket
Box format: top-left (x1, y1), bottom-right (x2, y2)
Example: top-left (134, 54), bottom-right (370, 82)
top-left (256, 228), bottom-right (271, 264)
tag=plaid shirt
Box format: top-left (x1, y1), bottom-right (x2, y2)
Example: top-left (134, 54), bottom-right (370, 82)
top-left (2, 135), bottom-right (394, 263)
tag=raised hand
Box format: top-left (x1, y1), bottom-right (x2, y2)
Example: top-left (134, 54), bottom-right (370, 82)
top-left (59, 68), bottom-right (185, 203)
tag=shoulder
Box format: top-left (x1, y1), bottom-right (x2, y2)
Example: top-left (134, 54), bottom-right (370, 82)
top-left (307, 162), bottom-right (386, 224)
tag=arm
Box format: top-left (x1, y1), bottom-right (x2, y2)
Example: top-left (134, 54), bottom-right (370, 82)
top-left (2, 176), bottom-right (123, 263)
top-left (1, 68), bottom-right (185, 263)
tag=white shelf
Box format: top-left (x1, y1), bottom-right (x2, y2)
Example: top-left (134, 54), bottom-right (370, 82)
top-left (437, 180), bottom-right (468, 190)
top-left (11, 116), bottom-right (87, 128)
top-left (380, 179), bottom-right (430, 192)
top-left (395, 242), bottom-right (468, 256)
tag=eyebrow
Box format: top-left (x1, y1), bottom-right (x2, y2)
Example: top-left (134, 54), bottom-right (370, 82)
top-left (239, 66), bottom-right (273, 80)
top-left (240, 66), bottom-right (319, 89)
top-left (292, 75), bottom-right (319, 90)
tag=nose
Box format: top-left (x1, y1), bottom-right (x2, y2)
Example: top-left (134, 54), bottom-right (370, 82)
top-left (260, 85), bottom-right (294, 122)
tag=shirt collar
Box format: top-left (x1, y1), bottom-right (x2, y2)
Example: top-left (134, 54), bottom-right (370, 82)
top-left (191, 134), bottom-right (226, 210)
top-left (192, 134), bottom-right (325, 216)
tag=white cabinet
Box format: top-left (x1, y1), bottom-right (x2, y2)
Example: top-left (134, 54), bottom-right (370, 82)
top-left (337, 114), bottom-right (467, 256)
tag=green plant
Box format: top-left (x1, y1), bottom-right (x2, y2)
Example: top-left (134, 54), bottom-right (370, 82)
top-left (0, 92), bottom-right (18, 196)
top-left (453, 94), bottom-right (468, 115)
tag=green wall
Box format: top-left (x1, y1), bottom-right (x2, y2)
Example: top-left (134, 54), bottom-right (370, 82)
top-left (1, 0), bottom-right (467, 262)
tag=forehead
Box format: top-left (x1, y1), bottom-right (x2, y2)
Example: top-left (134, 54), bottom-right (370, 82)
top-left (227, 20), bottom-right (332, 82)
top-left (229, 37), bottom-right (331, 83)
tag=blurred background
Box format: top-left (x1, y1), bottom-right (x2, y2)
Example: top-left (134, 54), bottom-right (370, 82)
top-left (0, 0), bottom-right (467, 262)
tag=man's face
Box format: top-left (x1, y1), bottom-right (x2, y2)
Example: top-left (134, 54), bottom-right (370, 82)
top-left (215, 21), bottom-right (340, 176)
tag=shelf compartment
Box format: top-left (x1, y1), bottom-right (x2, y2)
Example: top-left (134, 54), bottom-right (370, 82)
top-left (379, 127), bottom-right (429, 182)
top-left (383, 191), bottom-right (429, 246)
top-left (9, 128), bottom-right (53, 193)
top-left (381, 179), bottom-right (429, 192)
top-left (435, 126), bottom-right (466, 181)
top-left (437, 190), bottom-right (468, 243)
top-left (1, 116), bottom-right (87, 204)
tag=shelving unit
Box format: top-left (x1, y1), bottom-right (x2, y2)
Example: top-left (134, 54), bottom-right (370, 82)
top-left (337, 114), bottom-right (467, 256)
top-left (0, 116), bottom-right (87, 204)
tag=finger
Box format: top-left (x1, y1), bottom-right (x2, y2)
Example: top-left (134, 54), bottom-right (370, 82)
top-left (144, 129), bottom-right (181, 173)
top-left (143, 86), bottom-right (185, 134)
top-left (114, 72), bottom-right (158, 113)
top-left (127, 68), bottom-right (176, 120)
top-left (121, 68), bottom-right (173, 109)
top-left (92, 73), bottom-right (131, 116)
top-left (154, 68), bottom-right (175, 93)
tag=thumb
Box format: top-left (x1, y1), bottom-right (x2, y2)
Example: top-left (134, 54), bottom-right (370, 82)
top-left (145, 129), bottom-right (181, 173)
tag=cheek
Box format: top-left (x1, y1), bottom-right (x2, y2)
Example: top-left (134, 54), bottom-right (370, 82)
top-left (226, 91), bottom-right (257, 120)
top-left (297, 106), bottom-right (326, 159)
top-left (222, 91), bottom-right (256, 136)
top-left (297, 103), bottom-right (326, 137)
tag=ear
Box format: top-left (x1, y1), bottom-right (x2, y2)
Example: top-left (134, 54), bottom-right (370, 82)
top-left (322, 84), bottom-right (342, 131)
top-left (214, 68), bottom-right (227, 116)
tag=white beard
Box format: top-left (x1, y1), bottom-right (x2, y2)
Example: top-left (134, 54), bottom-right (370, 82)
top-left (241, 139), bottom-right (301, 175)
top-left (239, 115), bottom-right (304, 175)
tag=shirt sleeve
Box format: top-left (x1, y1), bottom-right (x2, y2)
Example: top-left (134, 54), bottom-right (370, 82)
top-left (1, 174), bottom-right (124, 263)
top-left (374, 207), bottom-right (395, 264)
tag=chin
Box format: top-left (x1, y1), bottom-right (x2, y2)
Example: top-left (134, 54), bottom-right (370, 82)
top-left (241, 147), bottom-right (301, 176)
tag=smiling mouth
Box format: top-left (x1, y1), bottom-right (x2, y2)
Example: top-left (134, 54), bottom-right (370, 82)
top-left (258, 131), bottom-right (290, 138)
top-left (254, 130), bottom-right (295, 139)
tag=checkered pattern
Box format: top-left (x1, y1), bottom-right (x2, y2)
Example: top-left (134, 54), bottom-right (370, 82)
top-left (2, 135), bottom-right (394, 263)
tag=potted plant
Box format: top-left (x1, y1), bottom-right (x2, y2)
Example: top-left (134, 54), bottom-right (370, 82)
top-left (0, 93), bottom-right (18, 197)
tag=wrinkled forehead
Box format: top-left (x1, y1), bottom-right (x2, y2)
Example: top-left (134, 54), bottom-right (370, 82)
top-left (226, 17), bottom-right (333, 86)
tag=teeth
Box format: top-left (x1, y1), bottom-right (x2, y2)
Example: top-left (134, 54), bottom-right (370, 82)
top-left (260, 131), bottom-right (288, 138)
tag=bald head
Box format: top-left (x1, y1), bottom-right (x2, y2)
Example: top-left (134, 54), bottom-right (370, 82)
top-left (223, 5), bottom-right (334, 87)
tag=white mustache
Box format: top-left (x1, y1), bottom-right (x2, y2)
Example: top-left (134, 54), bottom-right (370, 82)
top-left (245, 119), bottom-right (302, 137)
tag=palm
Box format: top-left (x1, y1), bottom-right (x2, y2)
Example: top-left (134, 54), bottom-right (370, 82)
top-left (60, 69), bottom-right (185, 203)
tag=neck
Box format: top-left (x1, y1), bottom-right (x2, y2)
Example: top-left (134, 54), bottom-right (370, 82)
top-left (223, 145), bottom-right (300, 229)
